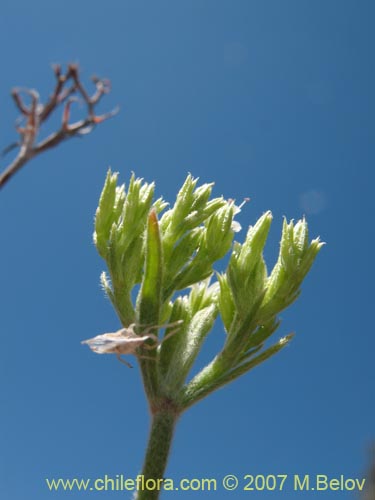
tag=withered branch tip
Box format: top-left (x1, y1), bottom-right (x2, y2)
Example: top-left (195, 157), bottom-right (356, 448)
top-left (0, 63), bottom-right (118, 189)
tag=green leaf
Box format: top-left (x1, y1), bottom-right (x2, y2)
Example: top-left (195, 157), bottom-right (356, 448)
top-left (163, 228), bottom-right (204, 294)
top-left (163, 303), bottom-right (218, 395)
top-left (180, 334), bottom-right (294, 410)
top-left (158, 296), bottom-right (191, 378)
top-left (259, 219), bottom-right (324, 321)
top-left (226, 212), bottom-right (272, 320)
top-left (205, 203), bottom-right (235, 260)
top-left (94, 169), bottom-right (119, 258)
top-left (217, 273), bottom-right (235, 333)
top-left (137, 210), bottom-right (163, 326)
top-left (136, 210), bottom-right (164, 400)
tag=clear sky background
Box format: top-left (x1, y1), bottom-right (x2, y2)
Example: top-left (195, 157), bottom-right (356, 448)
top-left (0, 1), bottom-right (374, 499)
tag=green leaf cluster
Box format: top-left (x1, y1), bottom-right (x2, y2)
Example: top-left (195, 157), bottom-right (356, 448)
top-left (94, 171), bottom-right (323, 411)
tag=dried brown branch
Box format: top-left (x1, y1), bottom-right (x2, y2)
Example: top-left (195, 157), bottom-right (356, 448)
top-left (0, 63), bottom-right (119, 189)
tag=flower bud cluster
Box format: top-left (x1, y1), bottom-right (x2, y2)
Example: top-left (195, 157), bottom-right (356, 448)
top-left (94, 171), bottom-right (323, 409)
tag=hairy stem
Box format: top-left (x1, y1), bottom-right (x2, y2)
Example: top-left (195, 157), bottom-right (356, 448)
top-left (136, 407), bottom-right (179, 500)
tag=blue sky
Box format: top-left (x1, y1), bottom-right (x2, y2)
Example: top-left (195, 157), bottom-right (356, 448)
top-left (0, 1), bottom-right (374, 498)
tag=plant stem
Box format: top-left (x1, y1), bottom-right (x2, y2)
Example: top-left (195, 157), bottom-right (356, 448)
top-left (136, 406), bottom-right (179, 500)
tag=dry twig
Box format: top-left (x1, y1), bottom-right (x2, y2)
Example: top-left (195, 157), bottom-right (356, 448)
top-left (0, 63), bottom-right (118, 189)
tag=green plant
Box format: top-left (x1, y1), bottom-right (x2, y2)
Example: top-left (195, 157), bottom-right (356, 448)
top-left (89, 170), bottom-right (323, 499)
